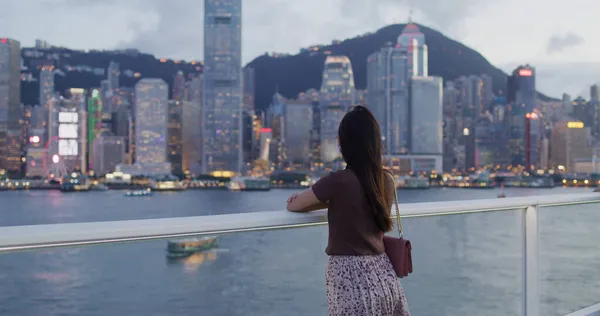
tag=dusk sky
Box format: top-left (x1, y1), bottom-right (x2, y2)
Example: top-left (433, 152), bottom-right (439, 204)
top-left (2, 0), bottom-right (598, 98)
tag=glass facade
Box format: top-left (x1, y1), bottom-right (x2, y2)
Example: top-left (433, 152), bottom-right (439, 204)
top-left (135, 79), bottom-right (168, 165)
top-left (182, 76), bottom-right (203, 175)
top-left (285, 102), bottom-right (313, 164)
top-left (202, 0), bottom-right (243, 174)
top-left (409, 76), bottom-right (443, 155)
top-left (320, 107), bottom-right (345, 163)
top-left (168, 100), bottom-right (183, 174)
top-left (320, 56), bottom-right (355, 109)
top-left (0, 38), bottom-right (21, 174)
top-left (508, 65), bottom-right (537, 113)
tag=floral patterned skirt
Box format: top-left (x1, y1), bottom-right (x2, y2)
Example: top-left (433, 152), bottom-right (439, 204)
top-left (326, 253), bottom-right (410, 316)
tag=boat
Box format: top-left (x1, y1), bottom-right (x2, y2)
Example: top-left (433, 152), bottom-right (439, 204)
top-left (148, 176), bottom-right (187, 191)
top-left (167, 236), bottom-right (218, 256)
top-left (227, 176), bottom-right (271, 191)
top-left (125, 188), bottom-right (153, 197)
top-left (60, 174), bottom-right (90, 192)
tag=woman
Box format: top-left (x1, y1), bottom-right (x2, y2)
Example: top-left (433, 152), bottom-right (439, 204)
top-left (286, 105), bottom-right (410, 315)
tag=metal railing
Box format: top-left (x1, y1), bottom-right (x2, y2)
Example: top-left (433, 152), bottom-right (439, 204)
top-left (2, 192), bottom-right (600, 316)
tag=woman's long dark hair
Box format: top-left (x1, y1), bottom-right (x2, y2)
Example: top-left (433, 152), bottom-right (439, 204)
top-left (338, 105), bottom-right (392, 232)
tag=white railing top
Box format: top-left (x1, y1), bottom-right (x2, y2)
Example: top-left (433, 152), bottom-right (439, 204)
top-left (563, 302), bottom-right (600, 316)
top-left (1, 192), bottom-right (600, 253)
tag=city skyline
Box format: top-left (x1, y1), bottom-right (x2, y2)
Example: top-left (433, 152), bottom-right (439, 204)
top-left (0, 0), bottom-right (597, 98)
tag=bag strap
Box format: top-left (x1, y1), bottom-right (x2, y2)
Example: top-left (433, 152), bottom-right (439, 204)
top-left (385, 172), bottom-right (403, 238)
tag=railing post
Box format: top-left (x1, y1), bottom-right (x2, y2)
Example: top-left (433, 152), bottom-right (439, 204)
top-left (522, 205), bottom-right (540, 316)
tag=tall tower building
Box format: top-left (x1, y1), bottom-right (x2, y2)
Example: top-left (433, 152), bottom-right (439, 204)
top-left (320, 55), bottom-right (356, 109)
top-left (242, 66), bottom-right (255, 111)
top-left (0, 38), bottom-right (22, 175)
top-left (396, 23), bottom-right (428, 77)
top-left (182, 76), bottom-right (203, 175)
top-left (108, 61), bottom-right (120, 92)
top-left (320, 56), bottom-right (355, 163)
top-left (203, 0), bottom-right (243, 174)
top-left (508, 65), bottom-right (537, 113)
top-left (367, 42), bottom-right (410, 154)
top-left (167, 100), bottom-right (183, 175)
top-left (409, 76), bottom-right (443, 156)
top-left (135, 79), bottom-right (168, 165)
top-left (173, 71), bottom-right (186, 102)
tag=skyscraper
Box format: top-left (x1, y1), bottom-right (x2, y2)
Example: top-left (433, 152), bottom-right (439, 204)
top-left (242, 66), bottom-right (255, 111)
top-left (108, 61), bottom-right (120, 92)
top-left (203, 0), bottom-right (243, 174)
top-left (409, 76), bottom-right (443, 155)
top-left (167, 100), bottom-right (183, 174)
top-left (367, 41), bottom-right (410, 154)
top-left (135, 79), bottom-right (168, 165)
top-left (182, 76), bottom-right (203, 175)
top-left (508, 65), bottom-right (537, 113)
top-left (320, 55), bottom-right (355, 109)
top-left (92, 133), bottom-right (125, 176)
top-left (0, 38), bottom-right (22, 175)
top-left (173, 71), bottom-right (186, 102)
top-left (396, 23), bottom-right (428, 77)
top-left (320, 55), bottom-right (355, 163)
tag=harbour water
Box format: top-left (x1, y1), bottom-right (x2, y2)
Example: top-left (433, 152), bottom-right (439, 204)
top-left (1, 187), bottom-right (600, 316)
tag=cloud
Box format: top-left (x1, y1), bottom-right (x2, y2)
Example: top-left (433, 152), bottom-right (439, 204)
top-left (546, 32), bottom-right (584, 54)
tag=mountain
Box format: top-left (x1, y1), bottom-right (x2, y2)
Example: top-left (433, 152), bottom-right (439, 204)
top-left (20, 23), bottom-right (556, 109)
top-left (247, 23), bottom-right (557, 110)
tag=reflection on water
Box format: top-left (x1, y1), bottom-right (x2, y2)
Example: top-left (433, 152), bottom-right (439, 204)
top-left (166, 250), bottom-right (222, 272)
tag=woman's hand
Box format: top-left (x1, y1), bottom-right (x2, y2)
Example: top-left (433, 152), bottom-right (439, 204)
top-left (286, 189), bottom-right (327, 212)
top-left (287, 193), bottom-right (299, 204)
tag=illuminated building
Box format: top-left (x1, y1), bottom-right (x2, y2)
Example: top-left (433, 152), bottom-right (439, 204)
top-left (508, 103), bottom-right (526, 166)
top-left (135, 78), bottom-right (168, 165)
top-left (320, 56), bottom-right (355, 164)
top-left (525, 112), bottom-right (542, 169)
top-left (242, 110), bottom-right (254, 164)
top-left (508, 65), bottom-right (537, 113)
top-left (285, 101), bottom-right (313, 165)
top-left (56, 89), bottom-right (87, 173)
top-left (92, 133), bottom-right (125, 176)
top-left (550, 120), bottom-right (592, 171)
top-left (266, 93), bottom-right (286, 166)
top-left (258, 128), bottom-right (272, 162)
top-left (39, 67), bottom-right (54, 144)
top-left (182, 76), bottom-right (203, 175)
top-left (202, 0), bottom-right (243, 174)
top-left (320, 55), bottom-right (355, 109)
top-left (87, 89), bottom-right (103, 169)
top-left (168, 100), bottom-right (183, 175)
top-left (26, 148), bottom-right (45, 178)
top-left (0, 38), bottom-right (22, 175)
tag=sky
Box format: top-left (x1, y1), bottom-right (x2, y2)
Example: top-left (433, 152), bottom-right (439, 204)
top-left (1, 0), bottom-right (599, 99)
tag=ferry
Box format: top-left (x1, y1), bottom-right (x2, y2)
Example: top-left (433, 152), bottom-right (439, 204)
top-left (125, 188), bottom-right (153, 197)
top-left (166, 236), bottom-right (218, 257)
top-left (60, 174), bottom-right (90, 192)
top-left (227, 176), bottom-right (271, 191)
top-left (148, 176), bottom-right (187, 191)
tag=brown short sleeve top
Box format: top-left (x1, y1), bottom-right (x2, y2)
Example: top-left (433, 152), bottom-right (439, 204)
top-left (311, 169), bottom-right (394, 256)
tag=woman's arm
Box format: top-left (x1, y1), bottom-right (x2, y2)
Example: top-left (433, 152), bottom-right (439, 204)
top-left (286, 189), bottom-right (328, 212)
